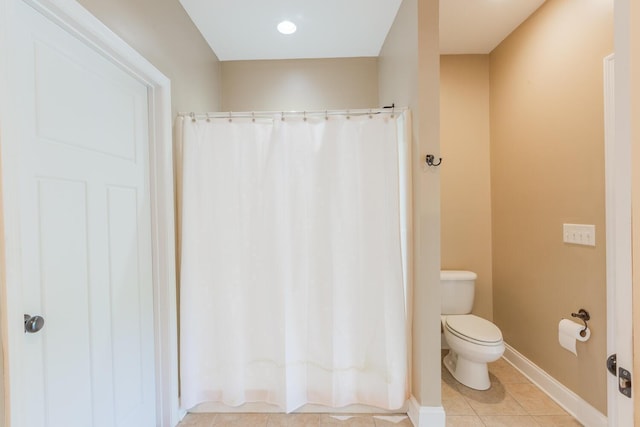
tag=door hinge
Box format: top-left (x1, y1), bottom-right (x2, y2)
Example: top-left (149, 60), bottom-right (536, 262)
top-left (607, 354), bottom-right (632, 398)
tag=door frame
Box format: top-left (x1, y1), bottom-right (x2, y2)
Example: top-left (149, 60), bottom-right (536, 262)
top-left (0, 0), bottom-right (178, 425)
top-left (604, 53), bottom-right (634, 426)
top-left (612, 0), bottom-right (639, 423)
top-left (605, 3), bottom-right (636, 418)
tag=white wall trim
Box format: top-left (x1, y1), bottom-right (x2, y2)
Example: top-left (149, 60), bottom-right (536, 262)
top-left (603, 51), bottom-right (617, 427)
top-left (603, 52), bottom-right (632, 427)
top-left (0, 0), bottom-right (177, 426)
top-left (503, 344), bottom-right (607, 427)
top-left (407, 396), bottom-right (445, 427)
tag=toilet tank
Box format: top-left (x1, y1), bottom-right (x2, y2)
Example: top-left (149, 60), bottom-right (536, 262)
top-left (441, 270), bottom-right (477, 315)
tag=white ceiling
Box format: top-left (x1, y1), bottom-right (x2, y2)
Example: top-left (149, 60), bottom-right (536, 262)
top-left (179, 0), bottom-right (546, 61)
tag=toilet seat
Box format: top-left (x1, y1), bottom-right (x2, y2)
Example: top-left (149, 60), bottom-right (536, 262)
top-left (444, 314), bottom-right (502, 346)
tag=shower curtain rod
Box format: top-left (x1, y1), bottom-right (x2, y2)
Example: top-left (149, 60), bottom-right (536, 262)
top-left (178, 107), bottom-right (406, 121)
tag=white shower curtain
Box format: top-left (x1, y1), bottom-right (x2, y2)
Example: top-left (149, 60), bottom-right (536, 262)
top-left (178, 111), bottom-right (411, 413)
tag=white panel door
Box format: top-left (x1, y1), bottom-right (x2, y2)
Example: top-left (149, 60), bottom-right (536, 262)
top-left (5, 1), bottom-right (156, 426)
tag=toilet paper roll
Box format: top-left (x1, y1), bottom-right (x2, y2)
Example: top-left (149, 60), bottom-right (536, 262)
top-left (558, 318), bottom-right (591, 355)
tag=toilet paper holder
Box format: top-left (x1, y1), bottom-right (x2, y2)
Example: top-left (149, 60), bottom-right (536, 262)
top-left (571, 309), bottom-right (590, 337)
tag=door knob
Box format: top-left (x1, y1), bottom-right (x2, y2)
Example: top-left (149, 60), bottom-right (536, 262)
top-left (24, 314), bottom-right (45, 333)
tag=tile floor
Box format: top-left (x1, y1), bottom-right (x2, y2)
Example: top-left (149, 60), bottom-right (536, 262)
top-left (442, 355), bottom-right (582, 426)
top-left (177, 354), bottom-right (583, 427)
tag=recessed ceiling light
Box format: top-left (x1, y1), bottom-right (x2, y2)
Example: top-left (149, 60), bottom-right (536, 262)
top-left (277, 20), bottom-right (297, 35)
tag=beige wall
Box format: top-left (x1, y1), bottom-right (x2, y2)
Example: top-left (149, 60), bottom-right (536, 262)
top-left (77, 0), bottom-right (221, 116)
top-left (221, 58), bottom-right (378, 111)
top-left (378, 0), bottom-right (418, 111)
top-left (490, 0), bottom-right (613, 413)
top-left (440, 55), bottom-right (493, 321)
top-left (380, 0), bottom-right (442, 407)
top-left (416, 0), bottom-right (442, 407)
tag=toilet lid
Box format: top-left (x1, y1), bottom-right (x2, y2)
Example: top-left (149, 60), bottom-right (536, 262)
top-left (445, 314), bottom-right (503, 344)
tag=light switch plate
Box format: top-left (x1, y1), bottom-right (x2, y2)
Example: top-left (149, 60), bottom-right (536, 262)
top-left (563, 223), bottom-right (596, 246)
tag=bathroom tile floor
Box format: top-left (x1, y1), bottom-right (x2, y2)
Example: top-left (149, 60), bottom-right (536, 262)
top-left (177, 354), bottom-right (582, 427)
top-left (441, 353), bottom-right (582, 426)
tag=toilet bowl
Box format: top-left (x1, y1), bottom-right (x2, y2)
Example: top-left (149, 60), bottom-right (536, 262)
top-left (440, 271), bottom-right (505, 390)
top-left (441, 314), bottom-right (504, 390)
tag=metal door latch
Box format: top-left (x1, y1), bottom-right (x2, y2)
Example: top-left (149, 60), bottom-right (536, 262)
top-left (619, 367), bottom-right (632, 398)
top-left (607, 354), bottom-right (632, 398)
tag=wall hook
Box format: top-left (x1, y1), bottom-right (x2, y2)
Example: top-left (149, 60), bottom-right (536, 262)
top-left (426, 154), bottom-right (442, 167)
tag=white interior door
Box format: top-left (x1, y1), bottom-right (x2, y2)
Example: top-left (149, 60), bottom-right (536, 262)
top-left (2, 1), bottom-right (156, 426)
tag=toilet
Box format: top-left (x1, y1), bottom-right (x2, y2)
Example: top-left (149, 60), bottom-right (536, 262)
top-left (441, 270), bottom-right (504, 390)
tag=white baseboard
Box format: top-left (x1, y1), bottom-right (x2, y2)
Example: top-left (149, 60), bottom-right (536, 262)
top-left (503, 344), bottom-right (607, 427)
top-left (407, 396), bottom-right (445, 427)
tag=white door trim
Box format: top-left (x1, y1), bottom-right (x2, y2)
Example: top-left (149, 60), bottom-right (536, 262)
top-left (603, 53), bottom-right (619, 427)
top-left (604, 51), bottom-right (635, 424)
top-left (0, 0), bottom-right (178, 425)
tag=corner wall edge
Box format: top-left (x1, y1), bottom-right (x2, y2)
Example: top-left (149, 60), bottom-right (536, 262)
top-left (407, 396), bottom-right (445, 427)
